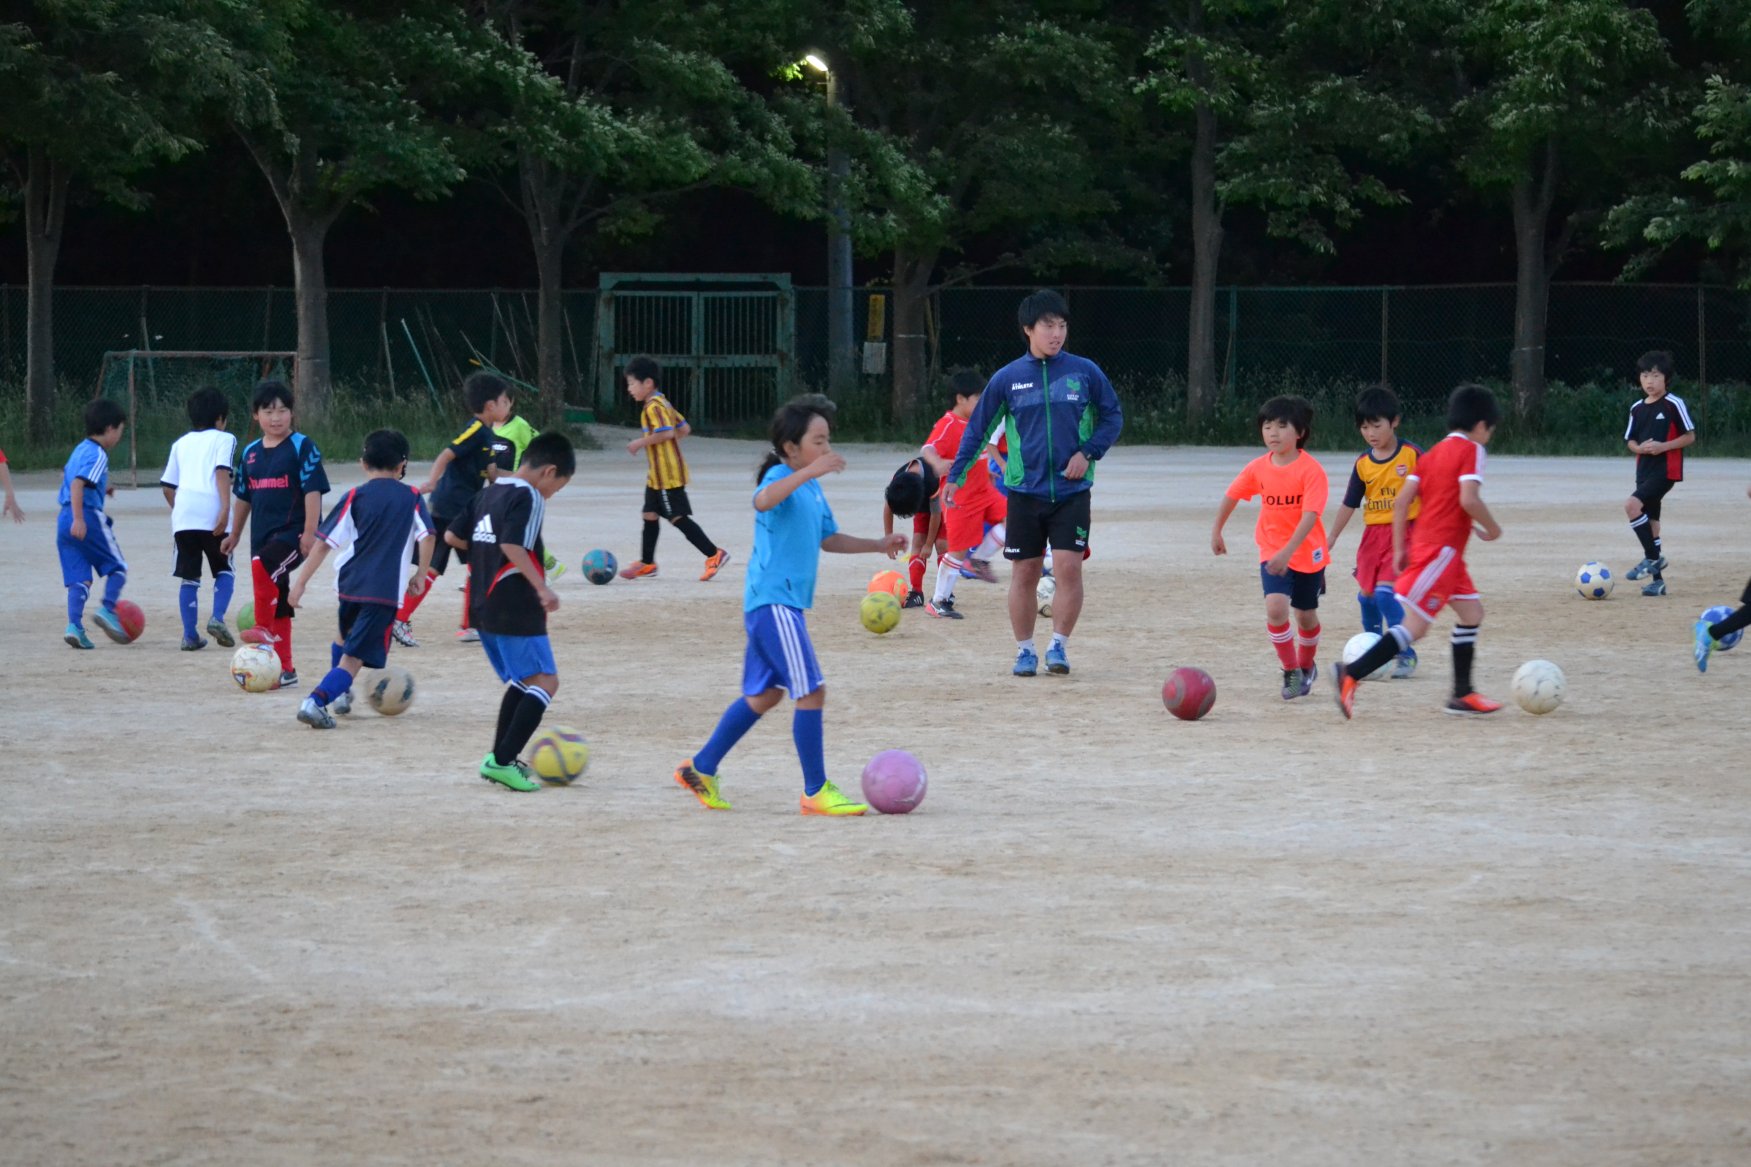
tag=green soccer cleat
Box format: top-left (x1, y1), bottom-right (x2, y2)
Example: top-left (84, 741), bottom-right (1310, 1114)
top-left (674, 760), bottom-right (731, 810)
top-left (800, 780), bottom-right (868, 817)
top-left (480, 753), bottom-right (539, 792)
top-left (206, 618), bottom-right (235, 648)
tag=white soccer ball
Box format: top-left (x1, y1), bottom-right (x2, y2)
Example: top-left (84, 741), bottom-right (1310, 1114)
top-left (1575, 561), bottom-right (1613, 600)
top-left (1511, 659), bottom-right (1566, 715)
top-left (1037, 575), bottom-right (1056, 618)
top-left (230, 645), bottom-right (279, 693)
top-left (1341, 632), bottom-right (1390, 681)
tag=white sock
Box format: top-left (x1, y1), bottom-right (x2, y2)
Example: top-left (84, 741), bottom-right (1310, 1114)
top-left (1017, 638), bottom-right (1036, 654)
top-left (973, 524), bottom-right (1005, 560)
top-left (932, 556), bottom-right (959, 603)
top-left (1050, 632), bottom-right (1067, 650)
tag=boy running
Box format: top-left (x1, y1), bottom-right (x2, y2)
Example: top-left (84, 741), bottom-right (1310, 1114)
top-left (1324, 386), bottom-right (1420, 679)
top-left (1623, 350), bottom-right (1695, 597)
top-left (1211, 396), bottom-right (1331, 700)
top-left (161, 387), bottom-right (238, 651)
top-left (56, 399), bottom-right (131, 649)
top-left (1337, 383), bottom-right (1505, 718)
top-left (618, 355), bottom-right (731, 582)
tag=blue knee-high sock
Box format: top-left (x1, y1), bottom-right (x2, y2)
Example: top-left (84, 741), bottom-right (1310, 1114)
top-left (1374, 584), bottom-right (1405, 629)
top-left (212, 569), bottom-right (235, 620)
top-left (1357, 591), bottom-right (1382, 635)
top-left (793, 707), bottom-right (827, 796)
top-left (331, 642), bottom-right (344, 670)
top-left (67, 582), bottom-right (90, 626)
top-left (695, 697), bottom-right (762, 776)
top-left (310, 666), bottom-right (353, 706)
top-left (101, 570), bottom-right (126, 611)
top-left (180, 580), bottom-right (200, 640)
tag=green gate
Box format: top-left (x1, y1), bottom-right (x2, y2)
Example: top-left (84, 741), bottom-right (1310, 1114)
top-left (594, 273), bottom-right (795, 428)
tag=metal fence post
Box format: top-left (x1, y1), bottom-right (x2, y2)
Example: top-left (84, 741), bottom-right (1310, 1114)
top-left (1697, 284), bottom-right (1708, 431)
top-left (1380, 287), bottom-right (1390, 388)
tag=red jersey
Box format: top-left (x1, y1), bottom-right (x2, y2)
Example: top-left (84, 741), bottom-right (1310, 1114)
top-left (1408, 433), bottom-right (1485, 555)
top-left (926, 412), bottom-right (993, 498)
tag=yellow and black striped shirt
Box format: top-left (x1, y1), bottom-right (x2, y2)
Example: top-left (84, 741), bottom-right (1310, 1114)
top-left (640, 393), bottom-right (688, 489)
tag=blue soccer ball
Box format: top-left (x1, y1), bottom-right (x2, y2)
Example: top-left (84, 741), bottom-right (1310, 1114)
top-left (1575, 561), bottom-right (1613, 600)
top-left (1702, 605), bottom-right (1743, 651)
top-left (582, 548), bottom-right (618, 585)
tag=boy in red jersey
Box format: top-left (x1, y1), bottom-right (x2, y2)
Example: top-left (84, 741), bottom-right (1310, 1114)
top-left (1212, 395), bottom-right (1331, 700)
top-left (926, 370), bottom-right (1006, 617)
top-left (1336, 383), bottom-right (1504, 718)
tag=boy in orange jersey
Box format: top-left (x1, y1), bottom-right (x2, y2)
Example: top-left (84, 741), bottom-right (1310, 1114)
top-left (1212, 395), bottom-right (1331, 700)
top-left (1336, 383), bottom-right (1505, 718)
top-left (1325, 385), bottom-right (1421, 679)
top-left (618, 354), bottom-right (730, 581)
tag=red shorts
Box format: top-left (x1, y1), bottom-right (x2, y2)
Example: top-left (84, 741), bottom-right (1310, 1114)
top-left (1395, 545), bottom-right (1477, 619)
top-left (944, 489), bottom-right (1006, 552)
top-left (1354, 524), bottom-right (1400, 591)
top-left (910, 499), bottom-right (941, 537)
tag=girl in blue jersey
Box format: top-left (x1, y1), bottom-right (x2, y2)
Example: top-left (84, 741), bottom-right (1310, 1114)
top-left (674, 399), bottom-right (907, 816)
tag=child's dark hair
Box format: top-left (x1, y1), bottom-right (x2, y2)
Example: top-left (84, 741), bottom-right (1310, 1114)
top-left (522, 432), bottom-right (576, 478)
top-left (84, 397), bottom-right (127, 436)
top-left (186, 386), bottom-right (229, 430)
top-left (624, 354), bottom-right (661, 384)
top-left (949, 368), bottom-right (984, 402)
top-left (885, 465), bottom-right (930, 517)
top-left (252, 379), bottom-right (293, 413)
top-left (362, 429), bottom-right (410, 471)
top-left (464, 371), bottom-right (511, 415)
top-left (1354, 385), bottom-right (1401, 426)
top-left (1446, 383), bottom-right (1502, 431)
top-left (1017, 288), bottom-right (1069, 331)
top-left (1257, 395), bottom-right (1313, 448)
top-left (756, 399), bottom-right (831, 482)
top-left (1636, 350), bottom-right (1675, 380)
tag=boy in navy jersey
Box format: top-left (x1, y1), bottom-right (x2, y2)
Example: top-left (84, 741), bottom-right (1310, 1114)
top-left (444, 432), bottom-right (575, 791)
top-left (286, 430), bottom-right (435, 728)
top-left (397, 371), bottom-right (512, 646)
top-left (56, 399), bottom-right (130, 648)
top-left (223, 380), bottom-right (330, 687)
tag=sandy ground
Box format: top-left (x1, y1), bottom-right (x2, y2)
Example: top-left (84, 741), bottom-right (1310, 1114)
top-left (2, 432), bottom-right (1750, 1166)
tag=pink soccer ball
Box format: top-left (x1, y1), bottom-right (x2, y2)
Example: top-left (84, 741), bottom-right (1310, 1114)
top-left (860, 749), bottom-right (928, 815)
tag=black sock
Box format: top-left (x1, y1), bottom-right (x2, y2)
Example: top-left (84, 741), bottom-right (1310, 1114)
top-left (672, 516), bottom-right (719, 558)
top-left (1349, 625), bottom-right (1405, 678)
top-left (1652, 537), bottom-right (1664, 577)
top-left (641, 519), bottom-right (659, 564)
top-left (495, 683), bottom-right (525, 747)
top-left (1631, 516), bottom-right (1658, 559)
top-left (494, 687), bottom-right (551, 766)
top-left (1710, 605), bottom-right (1751, 640)
top-left (1451, 624), bottom-right (1479, 697)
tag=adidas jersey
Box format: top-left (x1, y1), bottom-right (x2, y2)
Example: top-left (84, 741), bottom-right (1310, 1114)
top-left (453, 478), bottom-right (549, 636)
top-left (1626, 394), bottom-right (1693, 484)
top-left (1341, 439), bottom-right (1421, 525)
top-left (316, 478), bottom-right (433, 607)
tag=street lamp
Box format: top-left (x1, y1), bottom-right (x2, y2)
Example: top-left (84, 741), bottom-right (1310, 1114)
top-left (804, 52), bottom-right (855, 400)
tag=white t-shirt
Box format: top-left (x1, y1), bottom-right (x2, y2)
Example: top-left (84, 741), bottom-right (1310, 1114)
top-left (161, 429), bottom-right (238, 533)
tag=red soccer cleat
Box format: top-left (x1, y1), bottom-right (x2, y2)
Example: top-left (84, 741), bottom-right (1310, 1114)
top-left (1443, 691), bottom-right (1504, 716)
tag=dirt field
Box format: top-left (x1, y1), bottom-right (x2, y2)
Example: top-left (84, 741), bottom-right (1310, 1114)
top-left (3, 433), bottom-right (1749, 1166)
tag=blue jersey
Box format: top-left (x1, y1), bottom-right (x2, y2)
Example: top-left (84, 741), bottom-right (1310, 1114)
top-left (316, 478), bottom-right (433, 607)
top-left (744, 463), bottom-right (838, 612)
top-left (949, 350), bottom-right (1123, 502)
top-left (234, 433), bottom-right (330, 555)
top-left (59, 439), bottom-right (111, 511)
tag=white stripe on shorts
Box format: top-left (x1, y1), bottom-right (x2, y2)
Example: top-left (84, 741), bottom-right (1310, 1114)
top-left (774, 606), bottom-right (809, 696)
top-left (1404, 545), bottom-right (1456, 609)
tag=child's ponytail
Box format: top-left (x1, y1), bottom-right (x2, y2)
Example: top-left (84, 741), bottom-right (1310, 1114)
top-left (756, 398), bottom-right (833, 482)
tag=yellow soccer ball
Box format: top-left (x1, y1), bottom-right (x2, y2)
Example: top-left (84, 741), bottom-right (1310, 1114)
top-left (528, 727), bottom-right (590, 783)
top-left (860, 590), bottom-right (901, 635)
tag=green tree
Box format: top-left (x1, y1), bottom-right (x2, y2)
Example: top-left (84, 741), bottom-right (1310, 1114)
top-left (0, 2), bottom-right (266, 441)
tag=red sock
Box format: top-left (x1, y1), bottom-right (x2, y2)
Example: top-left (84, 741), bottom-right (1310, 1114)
top-left (397, 570), bottom-right (436, 622)
top-left (271, 613), bottom-right (293, 672)
top-left (1296, 622), bottom-right (1321, 670)
top-left (908, 555), bottom-right (926, 595)
top-left (460, 576), bottom-right (471, 631)
top-left (1268, 621), bottom-right (1297, 669)
top-left (250, 558), bottom-right (277, 626)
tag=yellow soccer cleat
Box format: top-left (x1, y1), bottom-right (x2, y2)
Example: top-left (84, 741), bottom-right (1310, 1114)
top-left (799, 780), bottom-right (868, 817)
top-left (674, 760), bottom-right (731, 810)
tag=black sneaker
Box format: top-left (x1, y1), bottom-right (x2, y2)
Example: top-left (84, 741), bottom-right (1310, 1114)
top-left (1626, 556), bottom-right (1667, 580)
top-left (277, 669), bottom-right (298, 689)
top-left (1642, 578), bottom-right (1668, 597)
top-left (926, 598), bottom-right (964, 620)
top-left (1280, 668), bottom-right (1302, 701)
top-left (902, 590), bottom-right (925, 609)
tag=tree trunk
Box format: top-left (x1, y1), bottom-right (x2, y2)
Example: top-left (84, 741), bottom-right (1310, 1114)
top-left (24, 145), bottom-right (69, 444)
top-left (288, 210), bottom-right (336, 418)
top-left (1509, 139), bottom-right (1558, 422)
top-left (890, 251), bottom-right (937, 423)
top-left (533, 236), bottom-right (565, 429)
top-left (1185, 3), bottom-right (1223, 430)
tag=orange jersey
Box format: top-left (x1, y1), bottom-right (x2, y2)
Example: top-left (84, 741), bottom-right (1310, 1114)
top-left (639, 392), bottom-right (688, 489)
top-left (1226, 450), bottom-right (1330, 573)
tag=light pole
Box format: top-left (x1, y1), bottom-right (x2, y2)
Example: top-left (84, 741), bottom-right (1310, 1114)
top-left (806, 53), bottom-right (855, 401)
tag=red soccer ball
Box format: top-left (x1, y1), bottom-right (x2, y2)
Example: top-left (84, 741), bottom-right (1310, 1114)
top-left (113, 599), bottom-right (146, 643)
top-left (1162, 666), bottom-right (1216, 721)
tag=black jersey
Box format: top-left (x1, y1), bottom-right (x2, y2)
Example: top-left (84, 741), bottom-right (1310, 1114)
top-left (453, 478), bottom-right (549, 637)
top-left (1625, 394), bottom-right (1694, 485)
top-left (430, 419), bottom-right (510, 519)
top-left (234, 432), bottom-right (330, 555)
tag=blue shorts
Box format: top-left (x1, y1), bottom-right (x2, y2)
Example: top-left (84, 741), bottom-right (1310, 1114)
top-left (57, 508), bottom-right (127, 586)
top-left (337, 601), bottom-right (396, 670)
top-left (1260, 563), bottom-right (1325, 610)
top-left (479, 630), bottom-right (557, 683)
top-left (742, 605), bottom-right (824, 699)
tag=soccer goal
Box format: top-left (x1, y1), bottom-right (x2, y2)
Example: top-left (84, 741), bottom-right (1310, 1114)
top-left (96, 350), bottom-right (297, 487)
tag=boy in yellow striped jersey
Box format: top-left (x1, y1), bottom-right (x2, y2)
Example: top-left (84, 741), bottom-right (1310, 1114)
top-left (619, 355), bottom-right (730, 581)
top-left (1325, 386), bottom-right (1420, 678)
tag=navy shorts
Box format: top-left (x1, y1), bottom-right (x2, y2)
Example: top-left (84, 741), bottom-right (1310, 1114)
top-left (338, 601), bottom-right (396, 670)
top-left (742, 605), bottom-right (824, 699)
top-left (1260, 563), bottom-right (1325, 610)
top-left (479, 630), bottom-right (557, 683)
top-left (57, 508), bottom-right (127, 586)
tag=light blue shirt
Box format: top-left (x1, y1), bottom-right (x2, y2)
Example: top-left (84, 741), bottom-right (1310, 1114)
top-left (744, 463), bottom-right (838, 612)
top-left (58, 438), bottom-right (110, 511)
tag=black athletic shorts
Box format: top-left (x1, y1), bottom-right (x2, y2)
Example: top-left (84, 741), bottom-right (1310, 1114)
top-left (173, 529), bottom-right (230, 581)
top-left (255, 537), bottom-right (304, 620)
top-left (644, 484), bottom-right (693, 520)
top-left (1003, 490), bottom-right (1091, 561)
top-left (1632, 476), bottom-right (1675, 521)
top-left (337, 600), bottom-right (395, 670)
top-left (430, 514), bottom-right (467, 574)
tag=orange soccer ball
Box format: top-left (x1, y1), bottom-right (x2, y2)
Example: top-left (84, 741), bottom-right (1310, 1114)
top-left (868, 569), bottom-right (909, 601)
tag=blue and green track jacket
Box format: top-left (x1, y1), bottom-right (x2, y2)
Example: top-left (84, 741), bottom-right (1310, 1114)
top-left (947, 350), bottom-right (1124, 501)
